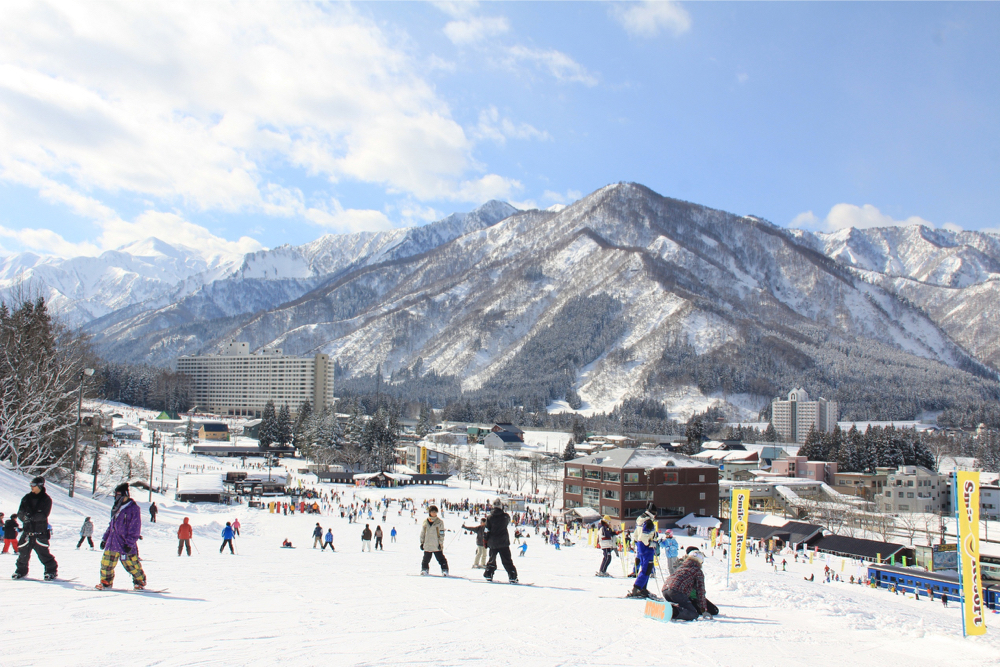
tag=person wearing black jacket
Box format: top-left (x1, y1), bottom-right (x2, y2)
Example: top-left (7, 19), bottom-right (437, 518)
top-left (2, 514), bottom-right (20, 554)
top-left (12, 477), bottom-right (58, 580)
top-left (483, 500), bottom-right (518, 584)
top-left (462, 517), bottom-right (488, 569)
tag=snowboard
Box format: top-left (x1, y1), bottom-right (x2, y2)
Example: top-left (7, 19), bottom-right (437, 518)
top-left (95, 586), bottom-right (170, 594)
top-left (10, 576), bottom-right (78, 584)
top-left (475, 579), bottom-right (533, 586)
top-left (600, 593), bottom-right (664, 601)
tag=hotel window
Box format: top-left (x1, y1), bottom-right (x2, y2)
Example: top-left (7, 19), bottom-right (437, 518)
top-left (603, 471), bottom-right (620, 482)
top-left (624, 473), bottom-right (640, 483)
top-left (603, 489), bottom-right (620, 500)
top-left (565, 485), bottom-right (581, 495)
top-left (566, 467), bottom-right (582, 478)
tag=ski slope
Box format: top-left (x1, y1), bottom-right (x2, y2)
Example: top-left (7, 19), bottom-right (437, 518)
top-left (1, 461), bottom-right (999, 666)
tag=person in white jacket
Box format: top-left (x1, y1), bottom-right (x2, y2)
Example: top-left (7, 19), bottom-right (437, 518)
top-left (419, 506), bottom-right (449, 576)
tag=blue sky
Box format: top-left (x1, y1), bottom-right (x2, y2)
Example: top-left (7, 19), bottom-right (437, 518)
top-left (0, 1), bottom-right (997, 258)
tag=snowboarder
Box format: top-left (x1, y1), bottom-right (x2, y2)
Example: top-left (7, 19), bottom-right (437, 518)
top-left (626, 504), bottom-right (658, 599)
top-left (96, 483), bottom-right (146, 590)
top-left (462, 516), bottom-right (488, 569)
top-left (362, 524), bottom-right (373, 552)
top-left (596, 515), bottom-right (615, 577)
top-left (419, 505), bottom-right (449, 576)
top-left (323, 529), bottom-right (335, 551)
top-left (374, 525), bottom-right (384, 550)
top-left (661, 547), bottom-right (713, 621)
top-left (220, 522), bottom-right (235, 554)
top-left (1, 513), bottom-right (17, 554)
top-left (12, 477), bottom-right (58, 580)
top-left (177, 517), bottom-right (193, 556)
top-left (518, 542), bottom-right (527, 557)
top-left (149, 502), bottom-right (158, 524)
top-left (390, 527), bottom-right (397, 543)
top-left (483, 499), bottom-right (517, 583)
top-left (312, 523), bottom-right (323, 548)
top-left (77, 517), bottom-right (95, 549)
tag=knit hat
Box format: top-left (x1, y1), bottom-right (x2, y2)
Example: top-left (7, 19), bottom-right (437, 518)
top-left (493, 498), bottom-right (503, 507)
top-left (428, 505), bottom-right (439, 513)
top-left (602, 515), bottom-right (612, 523)
top-left (664, 529), bottom-right (673, 537)
top-left (686, 546), bottom-right (700, 555)
top-left (114, 482), bottom-right (130, 496)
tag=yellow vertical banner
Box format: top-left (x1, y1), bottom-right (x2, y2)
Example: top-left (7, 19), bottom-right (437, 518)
top-left (955, 471), bottom-right (987, 637)
top-left (710, 528), bottom-right (717, 548)
top-left (730, 489), bottom-right (749, 574)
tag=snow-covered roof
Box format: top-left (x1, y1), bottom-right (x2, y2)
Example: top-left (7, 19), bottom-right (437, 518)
top-left (354, 472), bottom-right (413, 481)
top-left (569, 448), bottom-right (714, 470)
top-left (675, 513), bottom-right (721, 529)
top-left (177, 473), bottom-right (224, 494)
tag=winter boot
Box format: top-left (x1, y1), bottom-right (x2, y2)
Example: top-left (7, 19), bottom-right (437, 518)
top-left (133, 583), bottom-right (145, 591)
top-left (626, 586), bottom-right (649, 599)
top-left (43, 573), bottom-right (56, 581)
top-left (11, 572), bottom-right (25, 580)
top-left (509, 578), bottom-right (519, 585)
top-left (420, 569), bottom-right (429, 576)
top-left (442, 570), bottom-right (449, 577)
top-left (95, 582), bottom-right (113, 590)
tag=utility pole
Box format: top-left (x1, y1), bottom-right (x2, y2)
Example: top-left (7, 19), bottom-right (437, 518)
top-left (160, 436), bottom-right (166, 497)
top-left (148, 431), bottom-right (158, 503)
top-left (91, 435), bottom-right (102, 496)
top-left (68, 367), bottom-right (95, 498)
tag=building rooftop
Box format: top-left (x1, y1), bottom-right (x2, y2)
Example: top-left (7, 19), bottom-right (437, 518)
top-left (569, 448), bottom-right (715, 470)
top-left (200, 423), bottom-right (229, 432)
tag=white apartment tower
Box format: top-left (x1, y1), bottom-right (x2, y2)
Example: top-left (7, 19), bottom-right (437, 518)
top-left (770, 388), bottom-right (838, 444)
top-left (176, 341), bottom-right (334, 418)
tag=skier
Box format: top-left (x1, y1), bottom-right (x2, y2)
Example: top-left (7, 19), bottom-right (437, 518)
top-left (419, 505), bottom-right (449, 576)
top-left (390, 527), bottom-right (397, 543)
top-left (661, 547), bottom-right (714, 621)
top-left (483, 499), bottom-right (518, 584)
top-left (661, 529), bottom-right (680, 574)
top-left (220, 522), bottom-right (235, 554)
top-left (322, 529), bottom-right (335, 551)
top-left (596, 515), bottom-right (615, 577)
top-left (149, 502), bottom-right (158, 524)
top-left (177, 517), bottom-right (193, 556)
top-left (77, 517), bottom-right (95, 549)
top-left (462, 516), bottom-right (488, 569)
top-left (232, 518), bottom-right (241, 537)
top-left (1, 513), bottom-right (17, 554)
top-left (312, 523), bottom-right (323, 548)
top-left (626, 504), bottom-right (658, 599)
top-left (12, 477), bottom-right (58, 581)
top-left (374, 525), bottom-right (384, 550)
top-left (361, 524), bottom-right (373, 552)
top-left (95, 483), bottom-right (145, 590)
top-left (518, 542), bottom-right (527, 557)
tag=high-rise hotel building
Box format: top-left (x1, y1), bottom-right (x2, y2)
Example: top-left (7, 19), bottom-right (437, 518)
top-left (176, 341), bottom-right (334, 417)
top-left (770, 388), bottom-right (838, 444)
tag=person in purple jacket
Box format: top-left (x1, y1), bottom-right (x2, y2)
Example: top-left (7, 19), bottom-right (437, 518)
top-left (95, 483), bottom-right (147, 591)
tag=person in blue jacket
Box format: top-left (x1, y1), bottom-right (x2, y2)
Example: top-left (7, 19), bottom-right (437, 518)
top-left (626, 504), bottom-right (659, 599)
top-left (220, 522), bottom-right (235, 554)
top-left (661, 529), bottom-right (680, 574)
top-left (322, 529), bottom-right (335, 551)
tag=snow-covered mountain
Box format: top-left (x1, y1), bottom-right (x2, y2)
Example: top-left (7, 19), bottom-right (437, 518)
top-left (78, 183), bottom-right (998, 421)
top-left (0, 237), bottom-right (243, 326)
top-left (6, 186), bottom-right (998, 420)
top-left (791, 225), bottom-right (1000, 371)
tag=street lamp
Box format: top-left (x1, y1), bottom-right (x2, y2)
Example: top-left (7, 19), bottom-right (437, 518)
top-left (68, 367), bottom-right (95, 498)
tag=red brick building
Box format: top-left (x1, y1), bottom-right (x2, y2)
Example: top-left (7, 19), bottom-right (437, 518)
top-left (563, 449), bottom-right (719, 525)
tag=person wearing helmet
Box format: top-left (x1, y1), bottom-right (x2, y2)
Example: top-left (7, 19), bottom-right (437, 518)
top-left (12, 476), bottom-right (57, 580)
top-left (661, 529), bottom-right (680, 574)
top-left (662, 547), bottom-right (710, 620)
top-left (595, 515), bottom-right (615, 577)
top-left (626, 503), bottom-right (659, 598)
top-left (96, 483), bottom-right (146, 590)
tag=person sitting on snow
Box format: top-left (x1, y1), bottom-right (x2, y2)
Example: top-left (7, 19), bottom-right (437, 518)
top-left (661, 547), bottom-right (716, 620)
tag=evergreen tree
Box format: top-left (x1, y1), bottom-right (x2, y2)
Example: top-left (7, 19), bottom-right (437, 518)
top-left (563, 439), bottom-right (577, 461)
top-left (184, 416), bottom-right (195, 450)
top-left (416, 404), bottom-right (433, 437)
top-left (276, 404), bottom-right (293, 447)
top-left (258, 400), bottom-right (277, 449)
top-left (572, 417), bottom-right (587, 444)
top-left (762, 423), bottom-right (778, 443)
top-left (565, 388), bottom-right (583, 410)
top-left (684, 416), bottom-right (704, 455)
top-left (799, 425), bottom-right (823, 460)
top-left (293, 400), bottom-right (312, 445)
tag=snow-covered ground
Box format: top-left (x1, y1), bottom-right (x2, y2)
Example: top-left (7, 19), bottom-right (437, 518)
top-left (2, 458), bottom-right (1000, 666)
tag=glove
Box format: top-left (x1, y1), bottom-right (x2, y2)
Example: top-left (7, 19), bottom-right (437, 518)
top-left (100, 540), bottom-right (106, 550)
top-left (420, 543), bottom-right (424, 551)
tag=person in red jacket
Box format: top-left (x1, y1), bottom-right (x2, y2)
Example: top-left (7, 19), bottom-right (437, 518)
top-left (177, 517), bottom-right (193, 556)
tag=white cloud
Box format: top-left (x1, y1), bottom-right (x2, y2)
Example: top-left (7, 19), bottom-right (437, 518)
top-left (0, 225), bottom-right (100, 258)
top-left (444, 16), bottom-right (509, 45)
top-left (0, 0), bottom-right (508, 224)
top-left (473, 106), bottom-right (551, 145)
top-left (791, 204), bottom-right (938, 233)
top-left (454, 174), bottom-right (522, 202)
top-left (543, 189), bottom-right (583, 204)
top-left (504, 45), bottom-right (598, 86)
top-left (611, 1), bottom-right (692, 39)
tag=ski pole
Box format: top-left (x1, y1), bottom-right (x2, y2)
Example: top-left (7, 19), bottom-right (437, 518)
top-left (191, 538), bottom-right (201, 555)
